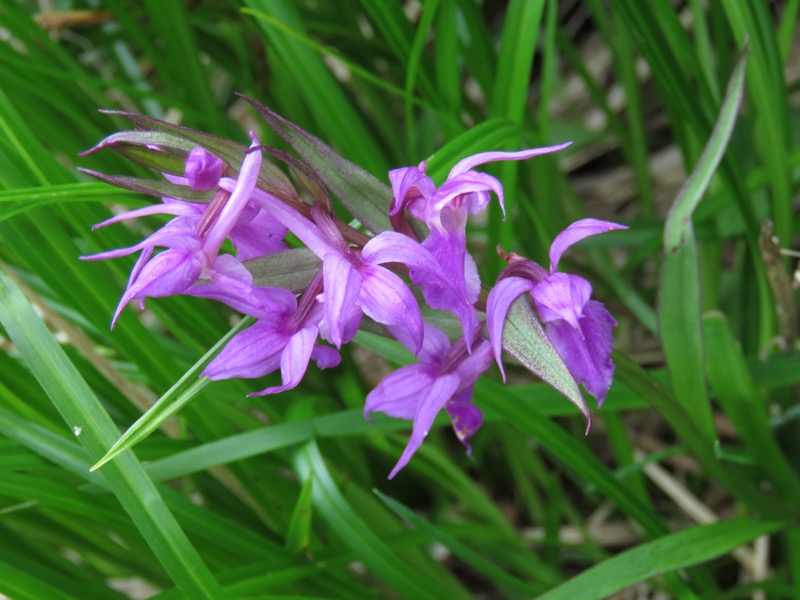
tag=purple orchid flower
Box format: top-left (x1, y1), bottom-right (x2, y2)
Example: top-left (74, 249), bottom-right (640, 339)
top-left (365, 324), bottom-right (493, 478)
top-left (82, 139), bottom-right (286, 326)
top-left (198, 273), bottom-right (340, 395)
top-left (243, 179), bottom-right (446, 354)
top-left (487, 218), bottom-right (627, 405)
top-left (389, 144), bottom-right (572, 345)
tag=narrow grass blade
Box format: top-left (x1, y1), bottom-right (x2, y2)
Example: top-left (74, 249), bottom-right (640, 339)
top-left (537, 518), bottom-right (785, 600)
top-left (703, 311), bottom-right (800, 502)
top-left (0, 267), bottom-right (226, 598)
top-left (293, 440), bottom-right (449, 600)
top-left (375, 490), bottom-right (539, 596)
top-left (659, 48), bottom-right (747, 442)
top-left (285, 472), bottom-right (315, 554)
top-left (91, 317), bottom-right (253, 471)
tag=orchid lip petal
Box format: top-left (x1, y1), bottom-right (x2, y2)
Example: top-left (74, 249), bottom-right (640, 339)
top-left (250, 326), bottom-right (318, 395)
top-left (387, 373), bottom-right (460, 479)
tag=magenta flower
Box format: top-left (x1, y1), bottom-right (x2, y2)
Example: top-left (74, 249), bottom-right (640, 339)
top-left (245, 184), bottom-right (445, 354)
top-left (487, 219), bottom-right (627, 405)
top-left (389, 144), bottom-right (572, 344)
top-left (83, 139), bottom-right (286, 325)
top-left (199, 276), bottom-right (341, 395)
top-left (365, 324), bottom-right (493, 478)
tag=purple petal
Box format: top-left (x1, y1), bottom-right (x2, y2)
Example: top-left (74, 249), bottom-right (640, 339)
top-left (359, 266), bottom-right (423, 354)
top-left (209, 253), bottom-right (254, 296)
top-left (544, 300), bottom-right (617, 405)
top-left (388, 373), bottom-right (461, 479)
top-left (549, 218), bottom-right (628, 272)
top-left (251, 325), bottom-right (318, 395)
top-left (388, 166), bottom-right (435, 216)
top-left (203, 319), bottom-right (286, 380)
top-left (112, 249), bottom-right (201, 327)
top-left (531, 272), bottom-right (592, 329)
top-left (185, 147), bottom-right (224, 191)
top-left (360, 231), bottom-right (440, 272)
top-left (202, 135), bottom-right (261, 257)
top-left (248, 188), bottom-right (332, 258)
top-left (91, 202), bottom-right (200, 230)
top-left (229, 209), bottom-right (287, 260)
top-left (322, 253), bottom-right (362, 348)
top-left (186, 284), bottom-right (296, 319)
top-left (311, 344), bottom-right (341, 369)
top-left (453, 339), bottom-right (493, 385)
top-left (448, 143), bottom-right (573, 179)
top-left (364, 364), bottom-right (439, 421)
top-left (485, 276), bottom-right (535, 381)
top-left (445, 386), bottom-right (483, 456)
top-left (433, 171), bottom-right (505, 218)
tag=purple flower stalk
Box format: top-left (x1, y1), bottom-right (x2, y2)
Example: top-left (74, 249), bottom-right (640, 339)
top-left (487, 219), bottom-right (628, 405)
top-left (365, 324), bottom-right (493, 478)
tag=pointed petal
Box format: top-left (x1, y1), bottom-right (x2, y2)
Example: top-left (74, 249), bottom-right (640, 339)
top-left (544, 300), bottom-right (617, 405)
top-left (388, 373), bottom-right (460, 479)
top-left (454, 339), bottom-right (493, 385)
top-left (531, 272), bottom-right (592, 329)
top-left (91, 202), bottom-right (199, 230)
top-left (359, 266), bottom-right (423, 354)
top-left (251, 325), bottom-right (318, 395)
top-left (203, 135), bottom-right (261, 256)
top-left (209, 253), bottom-right (254, 296)
top-left (321, 253), bottom-right (362, 348)
top-left (486, 276), bottom-right (535, 381)
top-left (365, 364), bottom-right (438, 421)
top-left (247, 188), bottom-right (333, 257)
top-left (203, 320), bottom-right (286, 380)
top-left (111, 249), bottom-right (201, 326)
top-left (433, 171), bottom-right (504, 217)
top-left (448, 143), bottom-right (572, 178)
top-left (549, 218), bottom-right (628, 271)
top-left (360, 231), bottom-right (440, 272)
top-left (186, 284), bottom-right (296, 319)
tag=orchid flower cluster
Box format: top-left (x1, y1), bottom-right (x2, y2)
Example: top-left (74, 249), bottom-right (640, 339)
top-left (82, 99), bottom-right (626, 478)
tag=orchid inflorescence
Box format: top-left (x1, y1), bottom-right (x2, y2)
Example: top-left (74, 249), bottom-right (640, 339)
top-left (82, 97), bottom-right (626, 478)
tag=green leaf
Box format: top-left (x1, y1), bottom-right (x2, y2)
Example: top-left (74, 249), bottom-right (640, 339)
top-left (243, 95), bottom-right (393, 234)
top-left (375, 490), bottom-right (538, 596)
top-left (703, 311), bottom-right (800, 502)
top-left (79, 169), bottom-right (215, 201)
top-left (246, 248), bottom-right (321, 292)
top-left (292, 440), bottom-right (447, 600)
top-left (285, 472), bottom-right (315, 554)
top-left (104, 110), bottom-right (297, 197)
top-left (659, 48), bottom-right (748, 441)
top-left (537, 518), bottom-right (785, 600)
top-left (90, 317), bottom-right (253, 471)
top-left (499, 295), bottom-right (588, 424)
top-left (0, 267), bottom-right (226, 599)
